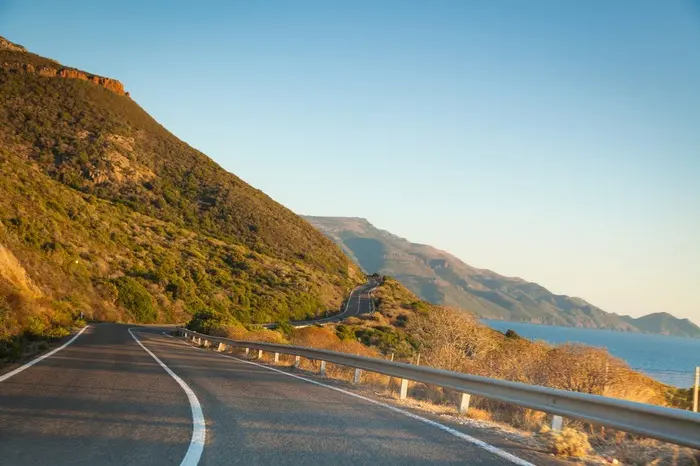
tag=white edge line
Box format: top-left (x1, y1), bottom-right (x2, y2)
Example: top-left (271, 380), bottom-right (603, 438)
top-left (204, 344), bottom-right (535, 466)
top-left (129, 328), bottom-right (205, 466)
top-left (0, 326), bottom-right (89, 383)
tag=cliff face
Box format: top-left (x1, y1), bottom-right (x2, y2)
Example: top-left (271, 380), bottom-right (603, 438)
top-left (0, 36), bottom-right (126, 96)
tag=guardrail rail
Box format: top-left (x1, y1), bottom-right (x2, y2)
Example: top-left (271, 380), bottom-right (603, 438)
top-left (177, 327), bottom-right (700, 450)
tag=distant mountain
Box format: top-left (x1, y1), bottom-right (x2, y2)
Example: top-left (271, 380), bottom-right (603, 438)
top-left (304, 216), bottom-right (700, 338)
top-left (623, 313), bottom-right (700, 339)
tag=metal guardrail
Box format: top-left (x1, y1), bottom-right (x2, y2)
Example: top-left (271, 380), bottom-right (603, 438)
top-left (178, 328), bottom-right (700, 450)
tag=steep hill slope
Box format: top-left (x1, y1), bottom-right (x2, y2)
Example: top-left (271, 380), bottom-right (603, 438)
top-left (304, 216), bottom-right (699, 337)
top-left (0, 36), bottom-right (361, 350)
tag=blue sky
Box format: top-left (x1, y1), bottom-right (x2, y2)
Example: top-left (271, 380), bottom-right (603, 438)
top-left (2, 1), bottom-right (699, 320)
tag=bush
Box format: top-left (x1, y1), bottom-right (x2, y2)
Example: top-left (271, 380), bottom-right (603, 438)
top-left (292, 327), bottom-right (339, 348)
top-left (275, 321), bottom-right (294, 338)
top-left (545, 428), bottom-right (592, 457)
top-left (113, 277), bottom-right (156, 323)
top-left (335, 324), bottom-right (355, 341)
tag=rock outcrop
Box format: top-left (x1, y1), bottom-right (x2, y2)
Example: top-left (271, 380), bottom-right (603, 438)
top-left (1, 36), bottom-right (126, 96)
top-left (1, 61), bottom-right (127, 96)
top-left (0, 36), bottom-right (27, 53)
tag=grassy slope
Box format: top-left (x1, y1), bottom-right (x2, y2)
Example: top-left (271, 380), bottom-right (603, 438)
top-left (0, 42), bottom-right (362, 353)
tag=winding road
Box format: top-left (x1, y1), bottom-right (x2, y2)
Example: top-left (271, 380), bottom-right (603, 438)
top-left (0, 322), bottom-right (563, 465)
top-left (287, 280), bottom-right (378, 327)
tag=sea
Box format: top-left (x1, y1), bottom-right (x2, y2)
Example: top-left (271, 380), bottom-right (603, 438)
top-left (483, 320), bottom-right (700, 388)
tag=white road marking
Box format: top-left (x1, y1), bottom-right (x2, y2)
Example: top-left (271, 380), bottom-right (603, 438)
top-left (129, 328), bottom-right (205, 466)
top-left (209, 348), bottom-right (534, 466)
top-left (0, 326), bottom-right (89, 383)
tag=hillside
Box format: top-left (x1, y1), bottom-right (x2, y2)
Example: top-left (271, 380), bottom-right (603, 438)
top-left (0, 36), bottom-right (361, 351)
top-left (304, 216), bottom-right (699, 337)
top-left (623, 313), bottom-right (700, 339)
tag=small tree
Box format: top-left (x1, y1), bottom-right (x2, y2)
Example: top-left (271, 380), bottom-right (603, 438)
top-left (408, 307), bottom-right (497, 372)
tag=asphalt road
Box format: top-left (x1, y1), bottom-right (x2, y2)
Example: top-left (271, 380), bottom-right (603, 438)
top-left (0, 324), bottom-right (191, 465)
top-left (0, 323), bottom-right (562, 465)
top-left (286, 280), bottom-right (377, 327)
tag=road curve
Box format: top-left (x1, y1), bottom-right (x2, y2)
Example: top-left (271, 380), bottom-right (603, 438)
top-left (0, 323), bottom-right (560, 465)
top-left (287, 280), bottom-right (377, 327)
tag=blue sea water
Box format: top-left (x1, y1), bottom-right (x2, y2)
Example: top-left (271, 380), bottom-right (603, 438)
top-left (483, 320), bottom-right (700, 388)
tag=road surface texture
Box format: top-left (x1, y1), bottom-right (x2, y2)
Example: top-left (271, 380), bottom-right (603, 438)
top-left (0, 324), bottom-right (191, 465)
top-left (0, 323), bottom-right (565, 465)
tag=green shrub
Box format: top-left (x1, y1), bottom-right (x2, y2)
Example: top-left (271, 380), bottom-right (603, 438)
top-left (113, 277), bottom-right (157, 323)
top-left (275, 321), bottom-right (295, 338)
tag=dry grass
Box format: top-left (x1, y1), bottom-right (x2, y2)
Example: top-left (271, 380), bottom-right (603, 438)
top-left (594, 436), bottom-right (700, 466)
top-left (466, 408), bottom-right (492, 422)
top-left (510, 408), bottom-right (547, 431)
top-left (545, 428), bottom-right (592, 457)
top-left (0, 245), bottom-right (42, 298)
top-left (219, 325), bottom-right (289, 344)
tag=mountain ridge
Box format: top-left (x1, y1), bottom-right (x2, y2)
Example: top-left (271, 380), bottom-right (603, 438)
top-left (304, 215), bottom-right (700, 338)
top-left (0, 36), bottom-right (126, 95)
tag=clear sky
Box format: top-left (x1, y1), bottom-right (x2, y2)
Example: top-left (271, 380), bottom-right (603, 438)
top-left (1, 1), bottom-right (699, 321)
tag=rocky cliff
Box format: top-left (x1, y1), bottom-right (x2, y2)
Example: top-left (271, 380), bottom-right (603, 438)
top-left (0, 36), bottom-right (126, 96)
top-left (0, 36), bottom-right (26, 52)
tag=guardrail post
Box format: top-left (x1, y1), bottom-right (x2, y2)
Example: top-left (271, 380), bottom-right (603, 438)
top-left (694, 367), bottom-right (699, 413)
top-left (353, 368), bottom-right (362, 385)
top-left (203, 340), bottom-right (211, 348)
top-left (551, 415), bottom-right (564, 432)
top-left (217, 342), bottom-right (227, 352)
top-left (294, 355), bottom-right (301, 369)
top-left (320, 360), bottom-right (327, 377)
top-left (244, 348), bottom-right (249, 357)
top-left (274, 352), bottom-right (280, 363)
top-left (257, 349), bottom-right (263, 359)
top-left (458, 393), bottom-right (471, 414)
top-left (399, 378), bottom-right (408, 400)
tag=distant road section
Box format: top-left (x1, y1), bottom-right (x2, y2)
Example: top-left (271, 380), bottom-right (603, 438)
top-left (287, 280), bottom-right (378, 327)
